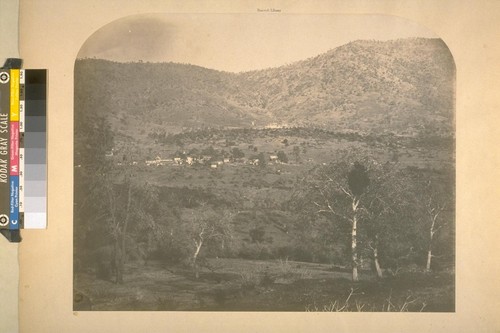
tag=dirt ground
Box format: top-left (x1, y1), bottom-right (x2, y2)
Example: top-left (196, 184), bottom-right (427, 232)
top-left (74, 258), bottom-right (454, 312)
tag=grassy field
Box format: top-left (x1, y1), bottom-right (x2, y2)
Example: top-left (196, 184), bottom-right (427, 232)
top-left (74, 258), bottom-right (454, 312)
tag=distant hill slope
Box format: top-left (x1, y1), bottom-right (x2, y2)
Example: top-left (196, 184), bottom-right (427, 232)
top-left (239, 38), bottom-right (455, 134)
top-left (75, 38), bottom-right (455, 139)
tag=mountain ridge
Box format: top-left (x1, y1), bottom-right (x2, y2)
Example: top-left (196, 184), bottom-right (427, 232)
top-left (74, 37), bottom-right (455, 142)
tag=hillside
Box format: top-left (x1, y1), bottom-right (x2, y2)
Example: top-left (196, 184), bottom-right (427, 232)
top-left (75, 38), bottom-right (455, 142)
top-left (239, 38), bottom-right (455, 134)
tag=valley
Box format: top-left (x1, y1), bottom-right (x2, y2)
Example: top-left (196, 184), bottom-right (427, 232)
top-left (73, 37), bottom-right (455, 311)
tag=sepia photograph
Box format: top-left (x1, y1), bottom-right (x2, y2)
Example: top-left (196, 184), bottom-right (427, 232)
top-left (73, 13), bottom-right (455, 312)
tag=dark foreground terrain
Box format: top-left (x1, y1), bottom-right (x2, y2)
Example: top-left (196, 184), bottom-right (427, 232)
top-left (74, 258), bottom-right (454, 312)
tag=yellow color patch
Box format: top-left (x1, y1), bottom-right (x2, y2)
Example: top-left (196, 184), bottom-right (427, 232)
top-left (10, 69), bottom-right (19, 121)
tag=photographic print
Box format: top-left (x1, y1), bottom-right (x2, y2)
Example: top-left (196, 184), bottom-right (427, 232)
top-left (73, 13), bottom-right (455, 312)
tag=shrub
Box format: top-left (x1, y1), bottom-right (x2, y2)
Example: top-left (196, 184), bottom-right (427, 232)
top-left (277, 258), bottom-right (293, 277)
top-left (273, 245), bottom-right (314, 263)
top-left (249, 226), bottom-right (266, 243)
top-left (239, 270), bottom-right (261, 289)
top-left (238, 243), bottom-right (273, 260)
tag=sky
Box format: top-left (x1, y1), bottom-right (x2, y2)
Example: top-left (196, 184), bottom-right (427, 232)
top-left (77, 13), bottom-right (438, 73)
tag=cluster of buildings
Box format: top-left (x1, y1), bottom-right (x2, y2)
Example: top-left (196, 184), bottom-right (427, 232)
top-left (143, 153), bottom-right (285, 169)
top-left (145, 155), bottom-right (229, 169)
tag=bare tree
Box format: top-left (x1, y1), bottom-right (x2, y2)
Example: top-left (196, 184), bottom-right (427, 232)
top-left (180, 206), bottom-right (233, 278)
top-left (103, 173), bottom-right (159, 283)
top-left (420, 180), bottom-right (450, 272)
top-left (292, 152), bottom-right (421, 281)
top-left (361, 165), bottom-right (414, 278)
top-left (310, 159), bottom-right (370, 282)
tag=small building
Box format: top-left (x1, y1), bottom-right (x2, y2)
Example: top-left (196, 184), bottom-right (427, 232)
top-left (146, 156), bottom-right (173, 166)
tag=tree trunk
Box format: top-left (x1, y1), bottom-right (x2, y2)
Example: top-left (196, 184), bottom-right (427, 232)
top-left (371, 234), bottom-right (383, 279)
top-left (117, 183), bottom-right (133, 284)
top-left (373, 247), bottom-right (383, 279)
top-left (426, 223), bottom-right (434, 272)
top-left (426, 246), bottom-right (432, 272)
top-left (113, 237), bottom-right (122, 284)
top-left (114, 236), bottom-right (124, 284)
top-left (193, 240), bottom-right (203, 279)
top-left (351, 198), bottom-right (359, 282)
